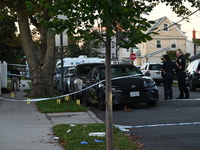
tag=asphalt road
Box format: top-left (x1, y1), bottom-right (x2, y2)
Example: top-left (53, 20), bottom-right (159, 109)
top-left (88, 85), bottom-right (200, 150)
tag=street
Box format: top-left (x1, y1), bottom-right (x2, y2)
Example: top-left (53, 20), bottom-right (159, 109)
top-left (88, 85), bottom-right (200, 150)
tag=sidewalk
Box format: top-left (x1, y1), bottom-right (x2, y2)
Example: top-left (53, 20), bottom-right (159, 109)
top-left (0, 80), bottom-right (103, 150)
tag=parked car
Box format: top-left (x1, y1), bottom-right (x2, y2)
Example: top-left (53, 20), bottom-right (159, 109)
top-left (57, 67), bottom-right (75, 93)
top-left (140, 63), bottom-right (163, 85)
top-left (67, 63), bottom-right (104, 99)
top-left (82, 64), bottom-right (159, 111)
top-left (54, 65), bottom-right (75, 90)
top-left (185, 59), bottom-right (200, 91)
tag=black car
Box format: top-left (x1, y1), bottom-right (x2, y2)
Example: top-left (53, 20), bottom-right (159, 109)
top-left (82, 64), bottom-right (159, 111)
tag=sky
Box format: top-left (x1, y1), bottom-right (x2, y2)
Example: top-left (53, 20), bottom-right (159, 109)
top-left (145, 3), bottom-right (200, 40)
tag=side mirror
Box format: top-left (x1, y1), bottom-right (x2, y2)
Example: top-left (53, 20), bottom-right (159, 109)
top-left (90, 77), bottom-right (96, 82)
top-left (67, 73), bottom-right (74, 77)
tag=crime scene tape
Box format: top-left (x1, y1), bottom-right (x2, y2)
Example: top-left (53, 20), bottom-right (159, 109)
top-left (8, 73), bottom-right (27, 77)
top-left (0, 74), bottom-right (142, 102)
top-left (115, 121), bottom-right (200, 130)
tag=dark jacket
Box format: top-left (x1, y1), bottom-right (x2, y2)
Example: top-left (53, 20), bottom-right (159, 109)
top-left (10, 68), bottom-right (20, 80)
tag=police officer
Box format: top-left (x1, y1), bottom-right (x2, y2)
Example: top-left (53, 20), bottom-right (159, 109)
top-left (161, 55), bottom-right (175, 100)
top-left (175, 49), bottom-right (189, 99)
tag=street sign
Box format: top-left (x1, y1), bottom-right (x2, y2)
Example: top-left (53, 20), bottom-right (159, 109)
top-left (130, 53), bottom-right (136, 61)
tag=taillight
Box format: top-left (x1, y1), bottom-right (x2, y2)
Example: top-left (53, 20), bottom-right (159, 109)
top-left (195, 70), bottom-right (200, 74)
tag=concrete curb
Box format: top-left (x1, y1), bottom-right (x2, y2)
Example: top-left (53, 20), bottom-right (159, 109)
top-left (46, 111), bottom-right (104, 126)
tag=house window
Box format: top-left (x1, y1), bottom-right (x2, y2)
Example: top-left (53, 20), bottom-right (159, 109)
top-left (112, 53), bottom-right (115, 58)
top-left (112, 41), bottom-right (115, 48)
top-left (163, 24), bottom-right (169, 31)
top-left (126, 48), bottom-right (130, 52)
top-left (156, 40), bottom-right (161, 48)
top-left (171, 40), bottom-right (176, 48)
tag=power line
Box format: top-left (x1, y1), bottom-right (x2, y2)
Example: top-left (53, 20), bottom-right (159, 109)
top-left (155, 9), bottom-right (199, 33)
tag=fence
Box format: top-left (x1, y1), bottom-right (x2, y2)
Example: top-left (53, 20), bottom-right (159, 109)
top-left (0, 61), bottom-right (7, 94)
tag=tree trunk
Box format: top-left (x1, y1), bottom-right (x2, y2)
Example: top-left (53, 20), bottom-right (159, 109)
top-left (16, 0), bottom-right (57, 97)
top-left (105, 33), bottom-right (114, 149)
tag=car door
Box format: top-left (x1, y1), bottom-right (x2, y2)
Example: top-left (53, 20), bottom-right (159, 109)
top-left (84, 68), bottom-right (100, 102)
top-left (63, 68), bottom-right (74, 93)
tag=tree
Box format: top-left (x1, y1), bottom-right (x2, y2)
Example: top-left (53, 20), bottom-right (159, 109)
top-left (64, 35), bottom-right (82, 57)
top-left (193, 39), bottom-right (200, 46)
top-left (0, 9), bottom-right (22, 64)
top-left (0, 0), bottom-right (60, 96)
top-left (80, 40), bottom-right (102, 57)
top-left (1, 0), bottom-right (199, 149)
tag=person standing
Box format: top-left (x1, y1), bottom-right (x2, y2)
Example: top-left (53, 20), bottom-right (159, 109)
top-left (161, 55), bottom-right (175, 100)
top-left (175, 49), bottom-right (189, 99)
top-left (10, 66), bottom-right (20, 92)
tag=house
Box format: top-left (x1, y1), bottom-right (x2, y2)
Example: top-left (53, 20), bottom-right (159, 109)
top-left (138, 16), bottom-right (188, 65)
top-left (90, 26), bottom-right (117, 60)
top-left (90, 16), bottom-right (200, 66)
top-left (118, 16), bottom-right (196, 66)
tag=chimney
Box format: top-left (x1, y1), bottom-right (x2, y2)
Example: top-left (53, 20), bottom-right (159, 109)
top-left (192, 29), bottom-right (196, 40)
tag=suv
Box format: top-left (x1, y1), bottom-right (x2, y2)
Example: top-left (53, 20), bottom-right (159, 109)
top-left (140, 63), bottom-right (163, 85)
top-left (185, 59), bottom-right (200, 91)
top-left (82, 64), bottom-right (159, 110)
top-left (67, 63), bottom-right (104, 99)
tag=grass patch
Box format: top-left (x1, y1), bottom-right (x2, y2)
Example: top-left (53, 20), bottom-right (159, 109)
top-left (172, 80), bottom-right (178, 86)
top-left (53, 123), bottom-right (138, 150)
top-left (7, 82), bottom-right (11, 89)
top-left (23, 82), bottom-right (87, 113)
top-left (36, 99), bottom-right (88, 113)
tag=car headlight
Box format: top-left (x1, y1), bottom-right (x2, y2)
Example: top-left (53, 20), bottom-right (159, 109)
top-left (144, 77), bottom-right (156, 87)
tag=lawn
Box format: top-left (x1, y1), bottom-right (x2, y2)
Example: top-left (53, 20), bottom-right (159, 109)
top-left (36, 99), bottom-right (88, 113)
top-left (53, 123), bottom-right (138, 150)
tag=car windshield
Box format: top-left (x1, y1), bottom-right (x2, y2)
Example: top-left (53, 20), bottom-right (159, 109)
top-left (99, 65), bottom-right (142, 80)
top-left (77, 66), bottom-right (96, 76)
top-left (149, 64), bottom-right (162, 70)
top-left (57, 66), bottom-right (74, 74)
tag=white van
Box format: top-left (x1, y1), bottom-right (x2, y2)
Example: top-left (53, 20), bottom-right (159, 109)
top-left (56, 55), bottom-right (105, 66)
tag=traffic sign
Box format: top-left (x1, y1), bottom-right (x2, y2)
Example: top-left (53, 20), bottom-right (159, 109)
top-left (130, 53), bottom-right (136, 61)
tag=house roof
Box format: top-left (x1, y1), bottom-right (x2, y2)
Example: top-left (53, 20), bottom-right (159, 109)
top-left (146, 16), bottom-right (186, 37)
top-left (146, 16), bottom-right (166, 34)
top-left (144, 47), bottom-right (171, 57)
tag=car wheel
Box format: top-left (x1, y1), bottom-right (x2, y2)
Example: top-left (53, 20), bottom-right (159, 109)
top-left (71, 94), bottom-right (76, 101)
top-left (189, 79), bottom-right (196, 91)
top-left (81, 91), bottom-right (90, 106)
top-left (98, 91), bottom-right (105, 111)
top-left (65, 85), bottom-right (69, 94)
top-left (147, 101), bottom-right (157, 107)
